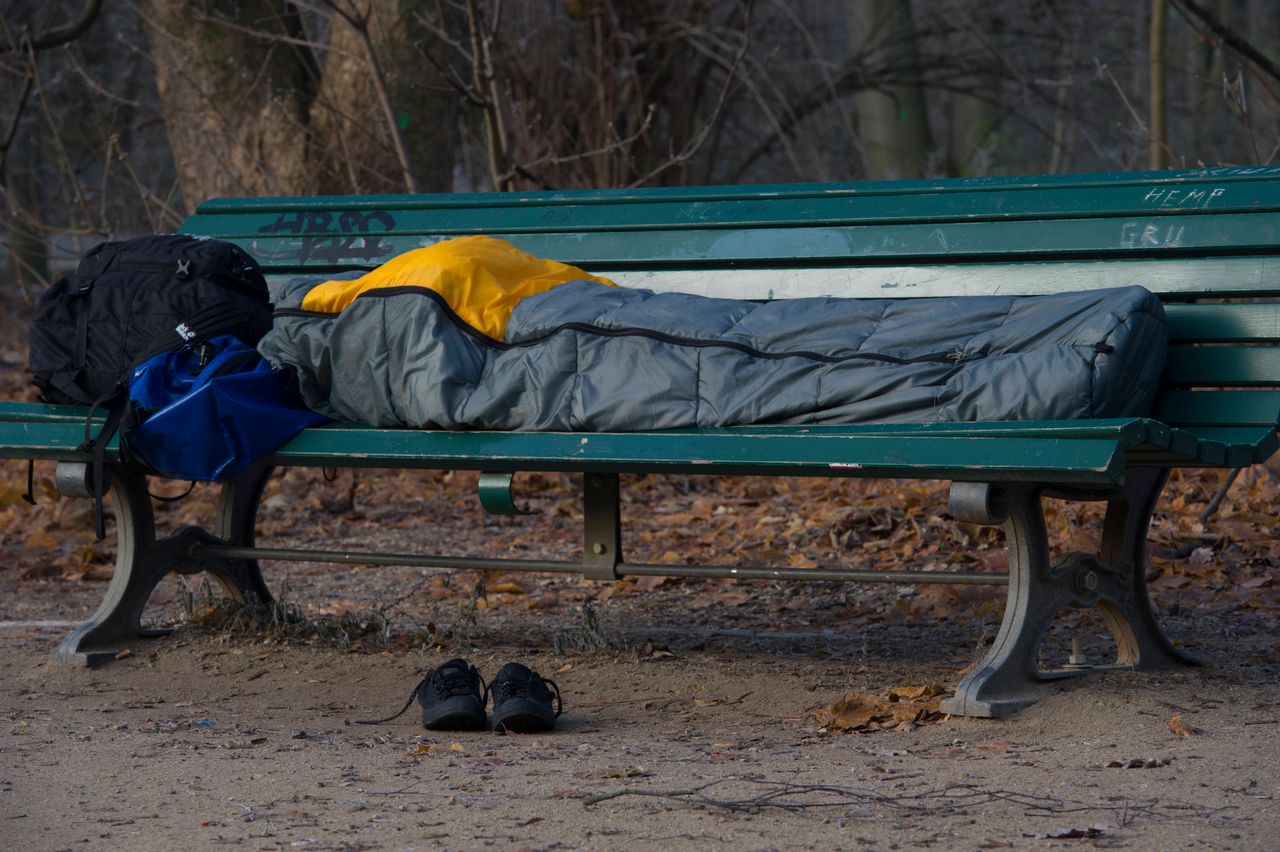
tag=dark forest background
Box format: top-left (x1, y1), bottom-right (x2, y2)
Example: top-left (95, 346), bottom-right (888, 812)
top-left (2, 0), bottom-right (1278, 298)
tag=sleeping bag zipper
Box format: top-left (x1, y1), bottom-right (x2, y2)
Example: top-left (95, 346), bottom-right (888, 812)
top-left (273, 287), bottom-right (977, 367)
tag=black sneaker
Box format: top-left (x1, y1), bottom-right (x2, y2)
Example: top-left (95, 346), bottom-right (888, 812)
top-left (352, 658), bottom-right (487, 730)
top-left (417, 658), bottom-right (488, 730)
top-left (489, 662), bottom-right (562, 733)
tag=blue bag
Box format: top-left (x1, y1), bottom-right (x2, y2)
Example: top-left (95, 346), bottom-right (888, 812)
top-left (125, 335), bottom-right (328, 481)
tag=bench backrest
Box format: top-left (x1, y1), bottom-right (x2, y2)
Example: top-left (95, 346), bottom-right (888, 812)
top-left (181, 167), bottom-right (1280, 434)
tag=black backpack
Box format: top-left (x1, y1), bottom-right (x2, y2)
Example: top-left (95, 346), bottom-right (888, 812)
top-left (28, 235), bottom-right (273, 536)
top-left (30, 234), bottom-right (272, 405)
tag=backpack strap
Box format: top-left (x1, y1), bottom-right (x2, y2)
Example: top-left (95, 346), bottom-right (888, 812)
top-left (77, 386), bottom-right (126, 541)
top-left (72, 289), bottom-right (90, 372)
top-left (52, 276), bottom-right (95, 405)
top-left (21, 460), bottom-right (36, 506)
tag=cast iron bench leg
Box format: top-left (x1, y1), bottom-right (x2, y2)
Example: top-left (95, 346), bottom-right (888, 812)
top-left (213, 462), bottom-right (274, 604)
top-left (52, 464), bottom-right (272, 666)
top-left (940, 470), bottom-right (1198, 718)
top-left (1096, 467), bottom-right (1200, 671)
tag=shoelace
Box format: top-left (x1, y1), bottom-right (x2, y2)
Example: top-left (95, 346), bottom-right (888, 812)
top-left (353, 665), bottom-right (487, 725)
top-left (489, 674), bottom-right (563, 717)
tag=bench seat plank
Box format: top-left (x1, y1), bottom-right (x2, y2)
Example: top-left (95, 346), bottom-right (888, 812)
top-left (0, 408), bottom-right (1123, 483)
top-left (673, 419), bottom-right (1158, 445)
top-left (189, 166), bottom-right (1280, 225)
top-left (1179, 427), bottom-right (1280, 465)
top-left (266, 429), bottom-right (1127, 483)
top-left (1152, 390), bottom-right (1280, 427)
top-left (1165, 303), bottom-right (1280, 343)
top-left (188, 187), bottom-right (1277, 235)
top-left (3, 402), bottom-right (1268, 476)
top-left (1163, 346), bottom-right (1280, 387)
top-left (259, 257), bottom-right (1279, 302)
top-left (228, 212), bottom-right (1280, 270)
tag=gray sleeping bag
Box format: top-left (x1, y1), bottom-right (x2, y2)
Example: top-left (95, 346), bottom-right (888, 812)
top-left (258, 279), bottom-right (1168, 430)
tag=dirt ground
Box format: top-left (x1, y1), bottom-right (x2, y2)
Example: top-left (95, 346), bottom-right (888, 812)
top-left (1, 461), bottom-right (1278, 850)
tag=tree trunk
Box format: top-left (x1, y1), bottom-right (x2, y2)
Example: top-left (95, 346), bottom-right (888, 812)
top-left (1149, 0), bottom-right (1168, 169)
top-left (944, 1), bottom-right (1000, 177)
top-left (140, 0), bottom-right (317, 207)
top-left (142, 0), bottom-right (458, 207)
top-left (848, 0), bottom-right (931, 180)
top-left (311, 0), bottom-right (458, 194)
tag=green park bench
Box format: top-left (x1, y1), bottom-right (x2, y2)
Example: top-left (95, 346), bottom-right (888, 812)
top-left (3, 166), bottom-right (1278, 718)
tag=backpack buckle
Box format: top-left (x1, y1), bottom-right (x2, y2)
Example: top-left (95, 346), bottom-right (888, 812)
top-left (176, 259), bottom-right (191, 279)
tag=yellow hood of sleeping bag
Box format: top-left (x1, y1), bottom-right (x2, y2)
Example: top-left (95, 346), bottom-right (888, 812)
top-left (300, 235), bottom-right (616, 341)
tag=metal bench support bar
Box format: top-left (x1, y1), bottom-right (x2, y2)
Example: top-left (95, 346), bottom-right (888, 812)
top-left (187, 542), bottom-right (1011, 586)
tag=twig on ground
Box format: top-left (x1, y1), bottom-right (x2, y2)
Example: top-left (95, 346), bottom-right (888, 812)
top-left (583, 776), bottom-right (1241, 826)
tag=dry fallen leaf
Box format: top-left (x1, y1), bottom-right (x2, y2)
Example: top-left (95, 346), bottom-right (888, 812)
top-left (886, 683), bottom-right (945, 702)
top-left (632, 574), bottom-right (678, 591)
top-left (603, 766), bottom-right (651, 779)
top-left (1168, 714), bottom-right (1202, 737)
top-left (405, 743), bottom-right (431, 755)
top-left (449, 741), bottom-right (465, 752)
top-left (22, 529), bottom-right (57, 551)
top-left (527, 592), bottom-right (559, 610)
top-left (813, 684), bottom-right (945, 733)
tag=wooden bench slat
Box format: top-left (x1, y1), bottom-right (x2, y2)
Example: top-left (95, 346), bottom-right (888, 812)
top-left (1165, 303), bottom-right (1280, 342)
top-left (12, 405), bottom-right (1267, 468)
top-left (603, 258), bottom-right (1280, 300)
top-left (0, 404), bottom-right (1151, 441)
top-left (0, 416), bottom-right (1127, 484)
top-left (0, 401), bottom-right (86, 421)
top-left (0, 421), bottom-right (96, 461)
top-left (1180, 426), bottom-right (1280, 446)
top-left (222, 212), bottom-right (1280, 271)
top-left (256, 253), bottom-right (1280, 302)
top-left (1152, 390), bottom-right (1280, 427)
top-left (270, 430), bottom-right (1128, 483)
top-left (182, 183), bottom-right (1280, 237)
top-left (1162, 346), bottom-right (1280, 387)
top-left (193, 166), bottom-right (1280, 216)
top-left (657, 419), bottom-right (1159, 447)
top-left (1183, 427), bottom-right (1280, 465)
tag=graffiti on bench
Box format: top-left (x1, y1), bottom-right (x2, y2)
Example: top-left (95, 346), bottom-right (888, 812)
top-left (252, 210), bottom-right (398, 265)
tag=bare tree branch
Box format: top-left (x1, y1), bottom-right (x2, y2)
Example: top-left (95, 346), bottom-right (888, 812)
top-left (630, 4), bottom-right (753, 187)
top-left (0, 70), bottom-right (34, 185)
top-left (466, 0), bottom-right (509, 190)
top-left (4, 0), bottom-right (102, 54)
top-left (1171, 0), bottom-right (1280, 86)
top-left (502, 104), bottom-right (657, 189)
top-left (324, 0), bottom-right (419, 193)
